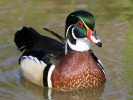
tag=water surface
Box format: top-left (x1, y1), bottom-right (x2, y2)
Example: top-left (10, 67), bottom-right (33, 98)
top-left (0, 0), bottom-right (133, 100)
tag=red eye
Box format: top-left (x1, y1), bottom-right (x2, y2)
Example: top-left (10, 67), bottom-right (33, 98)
top-left (77, 21), bottom-right (83, 27)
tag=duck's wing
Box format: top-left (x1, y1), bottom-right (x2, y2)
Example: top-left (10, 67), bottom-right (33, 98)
top-left (19, 48), bottom-right (62, 65)
top-left (14, 26), bottom-right (65, 63)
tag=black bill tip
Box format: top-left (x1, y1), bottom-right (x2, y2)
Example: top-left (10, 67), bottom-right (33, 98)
top-left (96, 42), bottom-right (102, 47)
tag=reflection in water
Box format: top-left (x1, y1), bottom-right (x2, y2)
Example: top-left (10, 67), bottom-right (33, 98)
top-left (20, 77), bottom-right (105, 100)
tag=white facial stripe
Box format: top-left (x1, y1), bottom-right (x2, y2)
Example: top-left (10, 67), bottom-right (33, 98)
top-left (71, 27), bottom-right (78, 40)
top-left (68, 15), bottom-right (87, 28)
top-left (78, 17), bottom-right (87, 27)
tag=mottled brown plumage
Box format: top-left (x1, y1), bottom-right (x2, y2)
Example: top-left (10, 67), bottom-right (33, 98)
top-left (51, 50), bottom-right (106, 89)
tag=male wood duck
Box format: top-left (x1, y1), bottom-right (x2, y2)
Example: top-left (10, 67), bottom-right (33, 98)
top-left (14, 10), bottom-right (106, 89)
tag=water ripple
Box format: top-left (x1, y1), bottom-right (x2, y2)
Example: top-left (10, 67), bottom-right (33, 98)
top-left (0, 43), bottom-right (15, 49)
top-left (0, 56), bottom-right (18, 66)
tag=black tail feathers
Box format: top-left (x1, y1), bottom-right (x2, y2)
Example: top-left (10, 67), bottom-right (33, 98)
top-left (14, 26), bottom-right (42, 51)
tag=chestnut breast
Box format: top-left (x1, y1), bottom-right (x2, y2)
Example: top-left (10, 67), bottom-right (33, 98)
top-left (51, 50), bottom-right (106, 89)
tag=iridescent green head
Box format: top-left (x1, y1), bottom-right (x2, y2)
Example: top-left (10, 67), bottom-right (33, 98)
top-left (65, 11), bottom-right (102, 54)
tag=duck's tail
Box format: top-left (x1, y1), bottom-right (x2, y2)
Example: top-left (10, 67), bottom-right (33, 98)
top-left (14, 26), bottom-right (42, 52)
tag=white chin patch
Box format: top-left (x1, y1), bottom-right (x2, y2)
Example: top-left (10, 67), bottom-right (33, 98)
top-left (67, 37), bottom-right (90, 51)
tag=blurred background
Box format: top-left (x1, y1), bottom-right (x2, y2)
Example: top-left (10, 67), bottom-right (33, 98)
top-left (0, 0), bottom-right (133, 100)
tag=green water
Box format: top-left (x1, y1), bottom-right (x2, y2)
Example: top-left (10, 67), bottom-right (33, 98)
top-left (0, 0), bottom-right (133, 100)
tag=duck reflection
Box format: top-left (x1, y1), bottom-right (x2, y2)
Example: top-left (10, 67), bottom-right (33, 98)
top-left (20, 77), bottom-right (105, 100)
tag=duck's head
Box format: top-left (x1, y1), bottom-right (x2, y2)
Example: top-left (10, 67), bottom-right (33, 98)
top-left (65, 11), bottom-right (102, 54)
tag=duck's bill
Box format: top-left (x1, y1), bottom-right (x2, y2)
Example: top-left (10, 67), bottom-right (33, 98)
top-left (96, 41), bottom-right (102, 47)
top-left (86, 26), bottom-right (102, 47)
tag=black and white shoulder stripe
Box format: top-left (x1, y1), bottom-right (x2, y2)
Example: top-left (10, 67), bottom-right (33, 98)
top-left (89, 50), bottom-right (105, 75)
top-left (20, 55), bottom-right (55, 88)
top-left (43, 64), bottom-right (55, 88)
